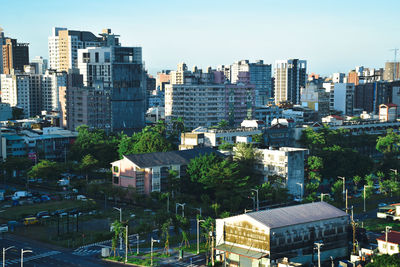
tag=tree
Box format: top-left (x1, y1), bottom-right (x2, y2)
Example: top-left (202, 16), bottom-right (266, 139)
top-left (2, 157), bottom-right (32, 179)
top-left (28, 160), bottom-right (63, 181)
top-left (366, 253), bottom-right (400, 267)
top-left (117, 126), bottom-right (174, 157)
top-left (331, 180), bottom-right (343, 202)
top-left (376, 129), bottom-right (400, 155)
top-left (216, 119), bottom-right (229, 129)
top-left (80, 154), bottom-right (99, 184)
top-left (353, 175), bottom-right (362, 190)
top-left (161, 218), bottom-right (172, 255)
top-left (111, 220), bottom-right (124, 257)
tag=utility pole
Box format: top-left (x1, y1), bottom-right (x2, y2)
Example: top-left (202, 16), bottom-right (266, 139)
top-left (197, 219), bottom-right (205, 254)
top-left (351, 220), bottom-right (358, 255)
top-left (345, 189), bottom-right (348, 214)
top-left (211, 225), bottom-right (215, 267)
top-left (363, 185), bottom-right (371, 212)
top-left (385, 226), bottom-right (392, 254)
top-left (113, 207), bottom-right (123, 250)
top-left (125, 225), bottom-right (128, 264)
top-left (136, 234), bottom-right (140, 255)
top-left (314, 242), bottom-right (323, 267)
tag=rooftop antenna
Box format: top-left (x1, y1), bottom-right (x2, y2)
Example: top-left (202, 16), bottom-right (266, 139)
top-left (390, 48), bottom-right (399, 80)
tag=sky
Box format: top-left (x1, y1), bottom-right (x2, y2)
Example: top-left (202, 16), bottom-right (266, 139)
top-left (1, 0), bottom-right (400, 76)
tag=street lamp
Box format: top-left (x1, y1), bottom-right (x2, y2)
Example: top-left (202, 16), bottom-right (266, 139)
top-left (136, 234), bottom-right (140, 255)
top-left (363, 185), bottom-right (372, 212)
top-left (197, 219), bottom-right (205, 255)
top-left (3, 246), bottom-right (14, 267)
top-left (21, 249), bottom-right (32, 267)
top-left (338, 176), bottom-right (345, 201)
top-left (113, 207), bottom-right (123, 250)
top-left (296, 183), bottom-right (303, 200)
top-left (314, 242), bottom-right (323, 267)
top-left (113, 207), bottom-right (122, 222)
top-left (320, 193), bottom-right (329, 202)
top-left (151, 238), bottom-right (160, 266)
top-left (175, 203), bottom-right (186, 217)
top-left (251, 188), bottom-right (259, 211)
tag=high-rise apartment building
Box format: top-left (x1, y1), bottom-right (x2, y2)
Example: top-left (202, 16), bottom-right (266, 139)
top-left (48, 27), bottom-right (119, 72)
top-left (0, 74), bottom-right (31, 116)
top-left (165, 64), bottom-right (255, 129)
top-left (2, 38), bottom-right (29, 74)
top-left (384, 62), bottom-right (400, 81)
top-left (300, 81), bottom-right (330, 117)
top-left (333, 83), bottom-right (354, 115)
top-left (76, 45), bottom-right (145, 133)
top-left (274, 59), bottom-right (307, 105)
top-left (230, 60), bottom-right (272, 106)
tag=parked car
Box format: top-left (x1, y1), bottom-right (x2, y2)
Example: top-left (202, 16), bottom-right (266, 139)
top-left (0, 224), bottom-right (8, 232)
top-left (51, 209), bottom-right (65, 216)
top-left (32, 197), bottom-right (42, 203)
top-left (23, 217), bottom-right (38, 226)
top-left (378, 203), bottom-right (387, 207)
top-left (77, 195), bottom-right (87, 201)
top-left (12, 191), bottom-right (29, 200)
top-left (41, 195), bottom-right (51, 202)
top-left (36, 211), bottom-right (49, 218)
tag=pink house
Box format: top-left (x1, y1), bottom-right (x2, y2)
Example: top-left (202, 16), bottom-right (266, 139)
top-left (111, 148), bottom-right (220, 195)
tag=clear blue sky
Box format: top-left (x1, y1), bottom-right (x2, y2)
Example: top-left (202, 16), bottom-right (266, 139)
top-left (1, 0), bottom-right (400, 75)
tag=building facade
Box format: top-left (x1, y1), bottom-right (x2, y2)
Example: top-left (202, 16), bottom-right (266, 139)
top-left (274, 59), bottom-right (307, 105)
top-left (258, 147), bottom-right (308, 197)
top-left (111, 148), bottom-right (220, 195)
top-left (2, 38), bottom-right (29, 74)
top-left (215, 202), bottom-right (349, 267)
top-left (333, 83), bottom-right (354, 115)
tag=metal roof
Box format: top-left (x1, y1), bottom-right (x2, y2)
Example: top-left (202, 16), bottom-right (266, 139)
top-left (124, 147), bottom-right (222, 168)
top-left (246, 202), bottom-right (347, 229)
top-left (215, 244), bottom-right (267, 259)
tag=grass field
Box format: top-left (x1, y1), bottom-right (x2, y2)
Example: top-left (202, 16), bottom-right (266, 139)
top-left (362, 218), bottom-right (400, 232)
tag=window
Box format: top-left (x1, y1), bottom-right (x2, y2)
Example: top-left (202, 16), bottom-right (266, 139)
top-left (113, 166), bottom-right (119, 172)
top-left (95, 52), bottom-right (99, 63)
top-left (113, 176), bottom-right (119, 184)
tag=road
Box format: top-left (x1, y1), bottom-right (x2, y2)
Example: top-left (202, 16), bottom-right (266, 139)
top-left (0, 234), bottom-right (120, 267)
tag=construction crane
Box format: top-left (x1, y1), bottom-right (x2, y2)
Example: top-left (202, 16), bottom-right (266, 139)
top-left (390, 48), bottom-right (399, 80)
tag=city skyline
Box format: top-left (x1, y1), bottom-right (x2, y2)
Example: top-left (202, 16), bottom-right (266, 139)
top-left (1, 0), bottom-right (400, 75)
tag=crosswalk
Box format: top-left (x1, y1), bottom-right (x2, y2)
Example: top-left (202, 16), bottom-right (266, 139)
top-left (5, 251), bottom-right (61, 265)
top-left (72, 248), bottom-right (102, 256)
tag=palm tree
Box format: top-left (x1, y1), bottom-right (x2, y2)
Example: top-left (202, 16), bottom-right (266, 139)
top-left (162, 218), bottom-right (172, 255)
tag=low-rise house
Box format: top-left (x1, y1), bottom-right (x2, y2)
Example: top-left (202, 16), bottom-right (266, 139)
top-left (111, 148), bottom-right (221, 195)
top-left (377, 230), bottom-right (400, 255)
top-left (215, 202), bottom-right (349, 267)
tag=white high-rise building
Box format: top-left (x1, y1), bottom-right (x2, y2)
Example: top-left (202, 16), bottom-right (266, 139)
top-left (41, 70), bottom-right (66, 111)
top-left (274, 59), bottom-right (307, 105)
top-left (48, 27), bottom-right (119, 72)
top-left (0, 74), bottom-right (31, 116)
top-left (333, 83), bottom-right (354, 115)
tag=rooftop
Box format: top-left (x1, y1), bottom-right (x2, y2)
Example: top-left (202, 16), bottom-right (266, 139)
top-left (123, 147), bottom-right (222, 168)
top-left (377, 231), bottom-right (400, 245)
top-left (246, 202), bottom-right (347, 229)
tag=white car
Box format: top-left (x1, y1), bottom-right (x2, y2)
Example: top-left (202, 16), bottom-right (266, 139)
top-left (76, 195), bottom-right (87, 201)
top-left (0, 224), bottom-right (8, 232)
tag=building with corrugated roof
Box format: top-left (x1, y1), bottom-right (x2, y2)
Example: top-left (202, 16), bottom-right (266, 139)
top-left (215, 202), bottom-right (349, 266)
